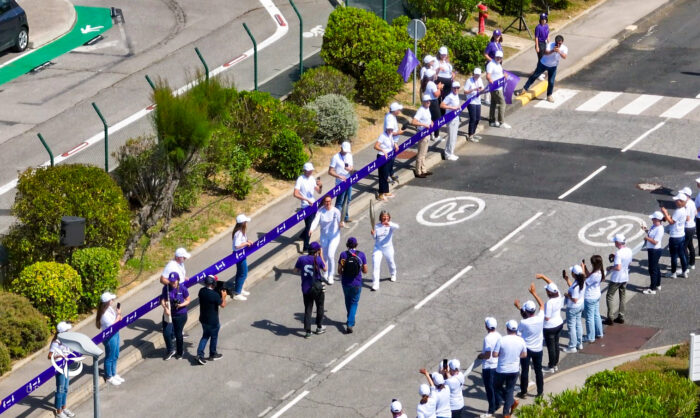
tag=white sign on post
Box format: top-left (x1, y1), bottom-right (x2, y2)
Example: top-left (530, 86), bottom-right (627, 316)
top-left (690, 333), bottom-right (700, 382)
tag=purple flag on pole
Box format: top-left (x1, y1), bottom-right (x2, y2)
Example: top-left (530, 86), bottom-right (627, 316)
top-left (397, 49), bottom-right (420, 82)
top-left (503, 70), bottom-right (520, 104)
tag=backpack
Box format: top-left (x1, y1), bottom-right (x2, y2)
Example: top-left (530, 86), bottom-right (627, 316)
top-left (342, 251), bottom-right (362, 278)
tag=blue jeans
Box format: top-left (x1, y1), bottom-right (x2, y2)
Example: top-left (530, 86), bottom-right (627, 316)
top-left (566, 304), bottom-right (584, 348)
top-left (103, 332), bottom-right (120, 378)
top-left (334, 186), bottom-right (352, 222)
top-left (342, 285), bottom-right (361, 327)
top-left (55, 372), bottom-right (69, 410)
top-left (197, 322), bottom-right (220, 358)
top-left (482, 368), bottom-right (499, 414)
top-left (234, 259), bottom-right (248, 294)
top-left (583, 298), bottom-right (603, 342)
top-left (495, 371), bottom-right (518, 416)
top-left (669, 236), bottom-right (688, 273)
top-left (647, 248), bottom-right (662, 289)
top-left (523, 61), bottom-right (558, 97)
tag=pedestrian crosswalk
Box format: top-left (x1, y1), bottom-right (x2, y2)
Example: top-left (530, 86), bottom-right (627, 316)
top-left (530, 88), bottom-right (700, 120)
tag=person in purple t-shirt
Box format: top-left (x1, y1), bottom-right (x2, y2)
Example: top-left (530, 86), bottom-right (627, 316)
top-left (294, 241), bottom-right (328, 338)
top-left (534, 13), bottom-right (550, 81)
top-left (483, 29), bottom-right (503, 64)
top-left (160, 272), bottom-right (191, 360)
top-left (338, 237), bottom-right (368, 334)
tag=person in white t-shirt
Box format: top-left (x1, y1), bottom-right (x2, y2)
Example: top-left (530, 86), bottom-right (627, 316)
top-left (642, 212), bottom-right (665, 294)
top-left (582, 255), bottom-right (605, 342)
top-left (535, 274), bottom-right (564, 373)
top-left (493, 320), bottom-right (527, 418)
top-left (374, 126), bottom-right (397, 201)
top-left (411, 94), bottom-right (435, 178)
top-left (680, 187), bottom-right (697, 270)
top-left (232, 214), bottom-right (253, 300)
top-left (294, 162), bottom-right (323, 252)
top-left (421, 68), bottom-right (444, 141)
top-left (160, 247), bottom-right (190, 285)
top-left (520, 35), bottom-right (568, 103)
top-left (416, 383), bottom-right (437, 418)
top-left (604, 233), bottom-right (633, 325)
top-left (310, 196), bottom-right (343, 284)
top-left (514, 284), bottom-right (545, 398)
top-left (562, 264), bottom-right (586, 353)
top-left (444, 359), bottom-right (465, 417)
top-left (464, 68), bottom-right (484, 142)
top-left (384, 103), bottom-right (405, 184)
top-left (661, 193), bottom-right (689, 278)
top-left (390, 399), bottom-right (408, 418)
top-left (96, 292), bottom-right (123, 385)
top-left (49, 322), bottom-right (77, 418)
top-left (419, 369), bottom-right (450, 418)
top-left (695, 178), bottom-right (700, 258)
top-left (440, 81), bottom-right (462, 161)
top-left (436, 46), bottom-right (455, 107)
top-left (477, 317), bottom-right (502, 417)
top-left (485, 50), bottom-right (510, 128)
top-left (329, 142), bottom-right (354, 222)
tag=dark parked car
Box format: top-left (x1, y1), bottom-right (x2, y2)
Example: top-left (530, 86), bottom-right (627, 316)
top-left (0, 0), bottom-right (28, 53)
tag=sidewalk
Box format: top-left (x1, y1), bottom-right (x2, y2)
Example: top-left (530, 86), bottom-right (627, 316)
top-left (15, 0), bottom-right (75, 49)
top-left (0, 0), bottom-right (676, 416)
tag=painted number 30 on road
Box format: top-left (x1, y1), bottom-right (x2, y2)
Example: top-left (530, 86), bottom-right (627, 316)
top-left (416, 197), bottom-right (485, 226)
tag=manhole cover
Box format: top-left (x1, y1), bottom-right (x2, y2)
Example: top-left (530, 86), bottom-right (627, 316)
top-left (637, 182), bottom-right (662, 191)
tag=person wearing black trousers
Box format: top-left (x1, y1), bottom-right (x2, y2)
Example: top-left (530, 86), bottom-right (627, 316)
top-left (535, 273), bottom-right (565, 373)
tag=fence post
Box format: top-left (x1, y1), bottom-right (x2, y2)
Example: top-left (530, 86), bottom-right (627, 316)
top-left (91, 102), bottom-right (109, 172)
top-left (145, 74), bottom-right (156, 90)
top-left (37, 133), bottom-right (54, 167)
top-left (242, 23), bottom-right (258, 91)
top-left (289, 0), bottom-right (303, 77)
top-left (382, 0), bottom-right (387, 21)
top-left (194, 47), bottom-right (209, 82)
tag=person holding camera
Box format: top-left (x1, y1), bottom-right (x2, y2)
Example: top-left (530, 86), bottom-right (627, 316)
top-left (680, 186), bottom-right (697, 270)
top-left (642, 212), bottom-right (665, 294)
top-left (232, 214), bottom-right (254, 301)
top-left (419, 369), bottom-right (450, 418)
top-left (604, 233), bottom-right (633, 325)
top-left (338, 237), bottom-right (368, 334)
top-left (534, 274), bottom-right (564, 373)
top-left (562, 265), bottom-right (586, 353)
top-left (96, 292), bottom-right (123, 384)
top-left (160, 272), bottom-right (190, 361)
top-left (197, 275), bottom-right (226, 365)
top-left (514, 284), bottom-right (545, 399)
top-left (294, 241), bottom-right (328, 338)
top-left (49, 322), bottom-right (76, 418)
top-left (294, 162), bottom-right (323, 252)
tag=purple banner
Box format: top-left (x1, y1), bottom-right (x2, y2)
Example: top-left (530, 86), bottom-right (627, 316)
top-left (0, 75), bottom-right (506, 415)
top-left (503, 71), bottom-right (520, 105)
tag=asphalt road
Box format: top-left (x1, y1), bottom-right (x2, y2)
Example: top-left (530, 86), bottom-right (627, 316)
top-left (63, 1), bottom-right (700, 417)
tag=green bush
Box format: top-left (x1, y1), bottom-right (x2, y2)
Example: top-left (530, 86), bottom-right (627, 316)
top-left (304, 94), bottom-right (358, 146)
top-left (448, 34), bottom-right (490, 73)
top-left (69, 248), bottom-right (120, 313)
top-left (359, 59), bottom-right (404, 109)
top-left (0, 342), bottom-right (9, 376)
top-left (500, 0), bottom-right (532, 16)
top-left (0, 292), bottom-right (50, 360)
top-left (289, 66), bottom-right (357, 106)
top-left (187, 76), bottom-right (237, 124)
top-left (10, 262), bottom-right (82, 325)
top-left (202, 129), bottom-right (253, 199)
top-left (3, 164), bottom-right (131, 277)
top-left (518, 369), bottom-right (698, 417)
top-left (265, 129), bottom-right (309, 180)
top-left (172, 163), bottom-right (205, 213)
top-left (405, 0), bottom-right (479, 24)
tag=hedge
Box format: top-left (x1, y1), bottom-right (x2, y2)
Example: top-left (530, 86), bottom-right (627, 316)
top-left (0, 292), bottom-right (50, 360)
top-left (305, 94), bottom-right (358, 145)
top-left (288, 66), bottom-right (357, 106)
top-left (69, 247), bottom-right (120, 313)
top-left (0, 342), bottom-right (9, 376)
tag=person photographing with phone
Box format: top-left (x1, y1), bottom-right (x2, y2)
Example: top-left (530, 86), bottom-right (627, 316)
top-left (294, 241), bottom-right (328, 338)
top-left (160, 272), bottom-right (190, 361)
top-left (294, 162), bottom-right (323, 252)
top-left (96, 291), bottom-right (124, 385)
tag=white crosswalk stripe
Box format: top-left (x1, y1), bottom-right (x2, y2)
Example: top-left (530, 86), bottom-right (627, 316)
top-left (660, 98), bottom-right (700, 119)
top-left (576, 91), bottom-right (621, 112)
top-left (617, 94), bottom-right (663, 115)
top-left (534, 88), bottom-right (580, 109)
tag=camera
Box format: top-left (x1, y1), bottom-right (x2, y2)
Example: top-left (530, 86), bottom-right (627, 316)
top-left (215, 280), bottom-right (235, 298)
top-left (608, 253), bottom-right (615, 263)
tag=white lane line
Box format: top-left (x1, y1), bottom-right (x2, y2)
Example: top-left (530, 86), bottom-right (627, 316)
top-left (345, 343), bottom-right (358, 352)
top-left (330, 324), bottom-right (395, 373)
top-left (324, 358), bottom-right (337, 368)
top-left (617, 94), bottom-right (662, 115)
top-left (576, 91), bottom-right (621, 112)
top-left (534, 89), bottom-right (579, 109)
top-left (258, 407), bottom-right (273, 417)
top-left (303, 373), bottom-right (317, 384)
top-left (660, 98), bottom-right (700, 119)
top-left (696, 93), bottom-right (700, 98)
top-left (493, 248), bottom-right (507, 258)
top-left (0, 0), bottom-right (289, 197)
top-left (414, 265), bottom-right (473, 310)
top-left (489, 213), bottom-right (543, 252)
top-left (270, 390), bottom-right (309, 418)
top-left (547, 210), bottom-right (557, 217)
top-left (621, 120), bottom-right (666, 152)
top-left (557, 166), bottom-right (607, 200)
top-left (281, 390), bottom-right (295, 400)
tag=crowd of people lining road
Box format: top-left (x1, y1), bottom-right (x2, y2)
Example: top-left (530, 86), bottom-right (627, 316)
top-left (45, 23), bottom-right (699, 418)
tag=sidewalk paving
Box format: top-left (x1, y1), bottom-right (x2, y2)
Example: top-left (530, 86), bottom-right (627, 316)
top-left (0, 0), bottom-right (679, 416)
top-left (15, 0), bottom-right (75, 50)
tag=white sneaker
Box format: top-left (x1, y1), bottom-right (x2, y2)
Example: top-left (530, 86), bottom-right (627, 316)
top-left (683, 271), bottom-right (689, 278)
top-left (114, 374), bottom-right (125, 383)
top-left (479, 414), bottom-right (494, 418)
top-left (371, 285), bottom-right (379, 291)
top-left (55, 412), bottom-right (68, 418)
top-left (233, 294), bottom-right (247, 301)
top-left (538, 73), bottom-right (545, 81)
top-left (471, 135), bottom-right (482, 142)
top-left (577, 344), bottom-right (584, 350)
top-left (62, 409), bottom-right (76, 418)
top-left (327, 277), bottom-right (334, 285)
top-left (489, 122), bottom-right (500, 127)
top-left (500, 123), bottom-right (512, 129)
top-left (434, 135), bottom-right (444, 143)
top-left (107, 376), bottom-right (122, 386)
top-left (447, 154), bottom-right (459, 161)
top-left (542, 366), bottom-right (556, 373)
top-left (390, 275), bottom-right (397, 282)
top-left (643, 288), bottom-right (656, 295)
top-left (692, 265), bottom-right (696, 270)
top-left (241, 290), bottom-right (251, 296)
top-left (561, 347), bottom-right (577, 353)
top-left (666, 272), bottom-right (677, 278)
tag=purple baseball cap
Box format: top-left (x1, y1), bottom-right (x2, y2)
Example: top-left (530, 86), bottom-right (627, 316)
top-left (309, 242), bottom-right (321, 252)
top-left (168, 272), bottom-right (180, 283)
top-left (346, 237), bottom-right (358, 247)
top-left (493, 29), bottom-right (501, 36)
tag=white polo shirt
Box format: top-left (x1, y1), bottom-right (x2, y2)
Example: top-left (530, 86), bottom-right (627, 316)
top-left (376, 132), bottom-right (394, 155)
top-left (416, 396), bottom-right (437, 418)
top-left (584, 271), bottom-right (602, 299)
top-left (485, 61), bottom-right (504, 91)
top-left (329, 152), bottom-right (352, 183)
top-left (383, 112), bottom-right (399, 133)
top-left (294, 174), bottom-right (316, 208)
top-left (433, 386), bottom-right (451, 417)
top-left (644, 225), bottom-right (664, 250)
top-left (669, 207), bottom-right (687, 238)
top-left (609, 247), bottom-right (633, 283)
top-left (437, 60), bottom-right (453, 79)
top-left (464, 77), bottom-right (483, 105)
top-left (482, 331), bottom-right (502, 370)
top-left (445, 372), bottom-right (465, 410)
top-left (566, 282), bottom-right (585, 309)
top-left (540, 42), bottom-right (568, 67)
top-left (100, 306), bottom-right (118, 330)
top-left (162, 259), bottom-right (186, 283)
top-left (442, 92), bottom-right (460, 112)
top-left (425, 81), bottom-right (439, 100)
top-left (494, 334), bottom-right (527, 374)
top-left (414, 106), bottom-right (432, 131)
top-left (685, 199), bottom-right (697, 228)
top-left (543, 296), bottom-right (564, 329)
top-left (518, 311), bottom-right (544, 352)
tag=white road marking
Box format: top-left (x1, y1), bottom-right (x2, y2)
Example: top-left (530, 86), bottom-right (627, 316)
top-left (345, 343), bottom-right (358, 352)
top-left (493, 248), bottom-right (507, 258)
top-left (489, 212), bottom-right (543, 252)
top-left (416, 196), bottom-right (486, 226)
top-left (303, 373), bottom-right (316, 384)
top-left (414, 265), bottom-right (473, 310)
top-left (621, 120), bottom-right (666, 152)
top-left (660, 98), bottom-right (700, 119)
top-left (330, 324), bottom-right (395, 373)
top-left (578, 215), bottom-right (645, 247)
top-left (617, 94), bottom-right (662, 115)
top-left (558, 166), bottom-right (606, 200)
top-left (534, 89), bottom-right (579, 109)
top-left (281, 390), bottom-right (295, 400)
top-left (576, 91), bottom-right (621, 112)
top-left (270, 390), bottom-right (309, 418)
top-left (258, 407), bottom-right (273, 417)
top-left (696, 93), bottom-right (700, 98)
top-left (324, 358), bottom-right (337, 368)
top-left (547, 210), bottom-right (557, 217)
top-left (0, 0), bottom-right (289, 197)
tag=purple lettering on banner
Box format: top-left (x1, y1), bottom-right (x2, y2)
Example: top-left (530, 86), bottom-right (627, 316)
top-left (0, 76), bottom-right (505, 416)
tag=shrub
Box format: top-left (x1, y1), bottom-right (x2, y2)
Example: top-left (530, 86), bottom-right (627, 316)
top-left (288, 66), bottom-right (357, 106)
top-left (3, 164), bottom-right (131, 277)
top-left (448, 34), bottom-right (490, 74)
top-left (69, 248), bottom-right (120, 313)
top-left (0, 292), bottom-right (50, 359)
top-left (10, 262), bottom-right (82, 325)
top-left (500, 0), bottom-right (532, 16)
top-left (225, 143), bottom-right (253, 199)
top-left (202, 129), bottom-right (253, 199)
top-left (665, 342), bottom-right (689, 358)
top-left (359, 59), bottom-right (404, 109)
top-left (0, 342), bottom-right (9, 376)
top-left (265, 129), bottom-right (309, 180)
top-left (187, 76), bottom-right (237, 124)
top-left (172, 163), bottom-right (205, 213)
top-left (304, 94), bottom-right (358, 146)
top-left (405, 0), bottom-right (479, 24)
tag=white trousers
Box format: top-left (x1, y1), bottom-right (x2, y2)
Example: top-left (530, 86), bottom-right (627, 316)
top-left (445, 117), bottom-right (459, 157)
top-left (321, 234), bottom-right (340, 281)
top-left (372, 245), bottom-right (396, 288)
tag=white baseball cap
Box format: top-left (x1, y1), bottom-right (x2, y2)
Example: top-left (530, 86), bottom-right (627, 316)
top-left (389, 102), bottom-right (403, 112)
top-left (424, 69), bottom-right (435, 78)
top-left (506, 319), bottom-right (518, 331)
top-left (495, 50), bottom-right (504, 58)
top-left (649, 211), bottom-right (664, 220)
top-left (175, 247), bottom-right (191, 259)
top-left (432, 373), bottom-right (445, 385)
top-left (419, 384), bottom-right (431, 396)
top-left (680, 186), bottom-right (692, 196)
top-left (672, 192), bottom-right (687, 201)
top-left (473, 67), bottom-right (482, 75)
top-left (485, 316), bottom-right (497, 329)
top-left (451, 81), bottom-right (460, 88)
top-left (100, 291), bottom-right (116, 303)
top-left (545, 282), bottom-right (559, 293)
top-left (611, 233), bottom-right (626, 243)
top-left (423, 55), bottom-right (434, 64)
top-left (390, 401), bottom-right (402, 413)
top-left (421, 94), bottom-right (432, 102)
top-left (570, 264), bottom-right (584, 275)
top-left (56, 322), bottom-right (72, 333)
top-left (341, 141), bottom-right (352, 153)
top-left (438, 46), bottom-right (448, 55)
top-left (448, 359), bottom-right (460, 370)
top-left (236, 214), bottom-right (251, 224)
top-left (303, 162), bottom-right (314, 172)
top-left (522, 300), bottom-right (536, 312)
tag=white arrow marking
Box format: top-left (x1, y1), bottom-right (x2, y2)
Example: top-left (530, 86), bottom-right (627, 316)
top-left (81, 25), bottom-right (104, 34)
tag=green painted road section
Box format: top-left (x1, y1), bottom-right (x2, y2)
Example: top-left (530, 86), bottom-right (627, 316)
top-left (0, 6), bottom-right (113, 86)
